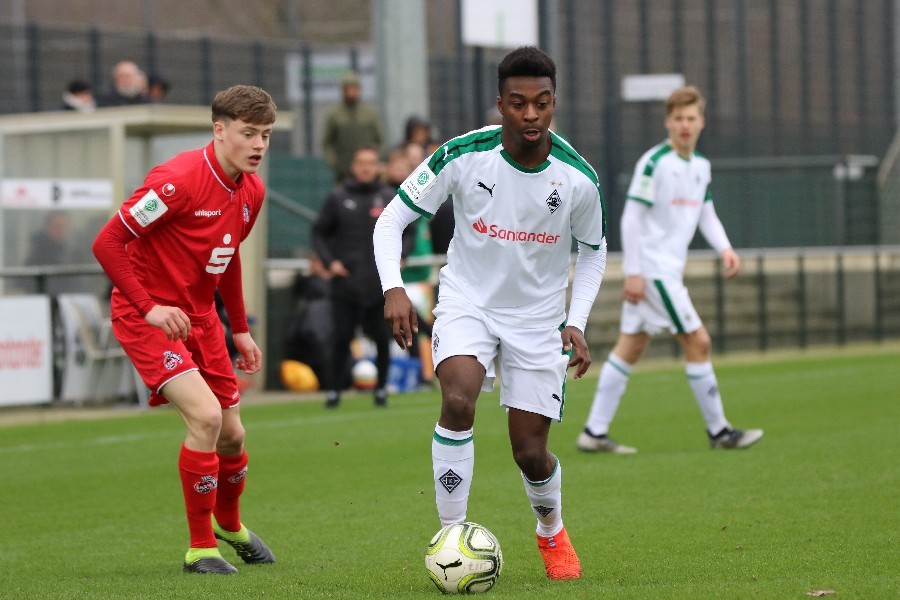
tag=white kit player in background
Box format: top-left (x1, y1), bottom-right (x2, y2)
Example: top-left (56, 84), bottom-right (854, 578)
top-left (578, 85), bottom-right (763, 454)
top-left (373, 46), bottom-right (606, 580)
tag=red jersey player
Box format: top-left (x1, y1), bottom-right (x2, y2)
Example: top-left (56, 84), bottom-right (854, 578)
top-left (92, 85), bottom-right (277, 574)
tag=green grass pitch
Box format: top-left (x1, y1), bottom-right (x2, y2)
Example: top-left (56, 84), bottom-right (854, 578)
top-left (1, 347), bottom-right (898, 599)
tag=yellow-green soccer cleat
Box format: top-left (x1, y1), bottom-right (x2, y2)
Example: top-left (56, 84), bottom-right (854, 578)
top-left (183, 548), bottom-right (238, 574)
top-left (212, 518), bottom-right (276, 564)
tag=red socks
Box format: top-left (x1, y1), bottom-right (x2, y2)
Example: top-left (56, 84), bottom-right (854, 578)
top-left (178, 446), bottom-right (249, 546)
top-left (178, 445), bottom-right (219, 548)
top-left (213, 450), bottom-right (248, 533)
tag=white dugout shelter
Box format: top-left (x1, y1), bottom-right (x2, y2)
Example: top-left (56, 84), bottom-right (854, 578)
top-left (0, 105), bottom-right (289, 406)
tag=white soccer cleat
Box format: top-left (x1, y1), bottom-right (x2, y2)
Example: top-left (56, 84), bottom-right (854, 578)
top-left (576, 430), bottom-right (638, 454)
top-left (708, 427), bottom-right (764, 449)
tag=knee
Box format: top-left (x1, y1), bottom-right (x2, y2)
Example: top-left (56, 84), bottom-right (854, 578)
top-left (217, 422), bottom-right (245, 455)
top-left (189, 408), bottom-right (224, 444)
top-left (511, 442), bottom-right (548, 477)
top-left (687, 329), bottom-right (712, 359)
top-left (440, 390), bottom-right (476, 430)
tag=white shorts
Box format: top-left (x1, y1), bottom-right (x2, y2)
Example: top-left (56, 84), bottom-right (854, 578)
top-left (620, 278), bottom-right (703, 336)
top-left (431, 300), bottom-right (571, 422)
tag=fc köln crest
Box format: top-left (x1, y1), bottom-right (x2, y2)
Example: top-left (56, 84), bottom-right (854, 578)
top-left (163, 350), bottom-right (183, 370)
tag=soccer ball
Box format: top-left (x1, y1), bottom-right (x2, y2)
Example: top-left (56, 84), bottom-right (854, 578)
top-left (425, 522), bottom-right (502, 594)
top-left (351, 359), bottom-right (378, 390)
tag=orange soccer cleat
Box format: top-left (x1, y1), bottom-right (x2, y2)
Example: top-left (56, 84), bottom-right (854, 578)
top-left (536, 526), bottom-right (581, 580)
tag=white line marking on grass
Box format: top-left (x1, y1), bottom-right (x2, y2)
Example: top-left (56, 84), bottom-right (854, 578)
top-left (0, 404), bottom-right (437, 455)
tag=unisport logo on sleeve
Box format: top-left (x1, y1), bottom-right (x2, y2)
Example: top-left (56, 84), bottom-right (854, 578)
top-left (129, 189), bottom-right (169, 227)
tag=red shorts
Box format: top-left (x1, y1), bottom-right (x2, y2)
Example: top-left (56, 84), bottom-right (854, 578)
top-left (112, 310), bottom-right (240, 408)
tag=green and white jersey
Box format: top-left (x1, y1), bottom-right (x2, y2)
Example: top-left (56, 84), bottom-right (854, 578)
top-left (626, 140), bottom-right (712, 279)
top-left (398, 125), bottom-right (606, 325)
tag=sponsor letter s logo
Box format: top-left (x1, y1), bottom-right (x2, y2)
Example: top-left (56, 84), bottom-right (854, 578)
top-left (206, 234), bottom-right (235, 274)
top-left (206, 247), bottom-right (235, 274)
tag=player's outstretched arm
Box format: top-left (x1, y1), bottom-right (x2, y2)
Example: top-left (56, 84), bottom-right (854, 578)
top-left (562, 326), bottom-right (591, 379)
top-left (232, 332), bottom-right (261, 374)
top-left (383, 287), bottom-right (418, 350)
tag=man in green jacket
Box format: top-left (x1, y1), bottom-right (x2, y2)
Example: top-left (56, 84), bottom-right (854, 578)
top-left (321, 71), bottom-right (385, 182)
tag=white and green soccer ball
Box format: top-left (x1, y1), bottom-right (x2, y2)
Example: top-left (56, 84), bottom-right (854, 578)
top-left (424, 522), bottom-right (502, 594)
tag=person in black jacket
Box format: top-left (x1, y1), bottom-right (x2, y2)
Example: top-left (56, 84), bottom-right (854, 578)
top-left (312, 144), bottom-right (396, 408)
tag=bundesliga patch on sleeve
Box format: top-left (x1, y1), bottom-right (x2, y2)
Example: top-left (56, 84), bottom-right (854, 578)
top-left (129, 189), bottom-right (169, 227)
top-left (400, 164), bottom-right (437, 202)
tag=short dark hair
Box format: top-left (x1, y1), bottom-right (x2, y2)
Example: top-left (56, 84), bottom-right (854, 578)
top-left (67, 79), bottom-right (91, 94)
top-left (497, 46), bottom-right (556, 95)
top-left (211, 85), bottom-right (277, 125)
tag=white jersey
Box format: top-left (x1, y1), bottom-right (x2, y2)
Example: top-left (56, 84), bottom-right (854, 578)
top-left (626, 141), bottom-right (713, 279)
top-left (398, 125), bottom-right (606, 325)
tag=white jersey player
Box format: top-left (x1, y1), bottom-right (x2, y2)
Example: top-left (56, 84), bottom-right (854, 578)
top-left (374, 46), bottom-right (606, 580)
top-left (578, 85), bottom-right (763, 454)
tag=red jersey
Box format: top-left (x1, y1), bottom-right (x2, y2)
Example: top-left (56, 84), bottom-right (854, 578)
top-left (110, 141), bottom-right (264, 321)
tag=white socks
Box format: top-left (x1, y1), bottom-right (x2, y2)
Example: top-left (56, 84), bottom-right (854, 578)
top-left (584, 354), bottom-right (632, 436)
top-left (522, 459), bottom-right (564, 537)
top-left (685, 361), bottom-right (730, 434)
top-left (432, 424), bottom-right (474, 526)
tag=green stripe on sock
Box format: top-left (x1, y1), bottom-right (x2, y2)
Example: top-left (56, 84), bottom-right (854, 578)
top-left (607, 358), bottom-right (630, 377)
top-left (525, 458), bottom-right (559, 487)
top-left (433, 431), bottom-right (473, 446)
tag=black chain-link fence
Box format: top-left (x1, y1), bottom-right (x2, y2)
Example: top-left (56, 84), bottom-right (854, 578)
top-left (0, 0), bottom-right (895, 252)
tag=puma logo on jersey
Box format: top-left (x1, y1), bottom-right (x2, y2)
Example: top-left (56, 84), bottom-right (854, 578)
top-left (477, 181), bottom-right (495, 196)
top-left (206, 233), bottom-right (234, 274)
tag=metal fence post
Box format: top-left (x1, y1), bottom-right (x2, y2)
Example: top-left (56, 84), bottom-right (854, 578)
top-left (89, 27), bottom-right (102, 94)
top-left (200, 36), bottom-right (212, 104)
top-left (836, 252), bottom-right (846, 344)
top-left (874, 248), bottom-right (884, 340)
top-left (26, 22), bottom-right (40, 112)
top-left (757, 254), bottom-right (768, 350)
top-left (797, 253), bottom-right (808, 348)
top-left (302, 45), bottom-right (313, 157)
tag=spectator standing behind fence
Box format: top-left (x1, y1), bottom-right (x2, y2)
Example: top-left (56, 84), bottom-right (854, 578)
top-left (91, 85), bottom-right (277, 575)
top-left (320, 71), bottom-right (384, 182)
top-left (96, 60), bottom-right (149, 107)
top-left (312, 144), bottom-right (396, 408)
top-left (147, 73), bottom-right (171, 103)
top-left (577, 85), bottom-right (763, 455)
top-left (404, 115), bottom-right (433, 150)
top-left (18, 211), bottom-right (70, 294)
top-left (59, 79), bottom-right (96, 112)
